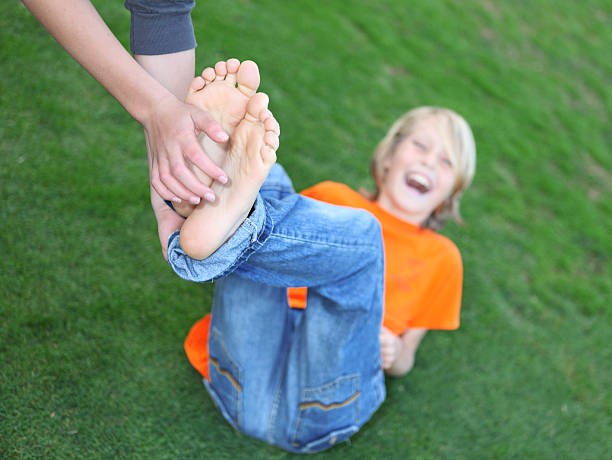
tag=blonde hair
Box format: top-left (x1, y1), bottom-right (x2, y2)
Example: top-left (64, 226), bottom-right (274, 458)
top-left (367, 106), bottom-right (476, 230)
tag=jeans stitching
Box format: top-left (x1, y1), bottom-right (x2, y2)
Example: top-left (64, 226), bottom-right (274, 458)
top-left (209, 357), bottom-right (242, 392)
top-left (298, 390), bottom-right (361, 411)
top-left (268, 234), bottom-right (380, 251)
top-left (209, 328), bottom-right (243, 427)
top-left (291, 374), bottom-right (360, 448)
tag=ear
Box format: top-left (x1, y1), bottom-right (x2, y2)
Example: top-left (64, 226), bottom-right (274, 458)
top-left (381, 156), bottom-right (393, 175)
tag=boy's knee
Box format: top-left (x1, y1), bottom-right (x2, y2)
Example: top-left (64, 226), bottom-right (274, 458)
top-left (356, 209), bottom-right (383, 245)
top-left (260, 164), bottom-right (294, 198)
top-left (344, 209), bottom-right (383, 267)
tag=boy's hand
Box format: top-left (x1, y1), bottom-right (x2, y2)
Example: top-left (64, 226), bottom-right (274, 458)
top-left (380, 327), bottom-right (427, 377)
top-left (380, 326), bottom-right (402, 369)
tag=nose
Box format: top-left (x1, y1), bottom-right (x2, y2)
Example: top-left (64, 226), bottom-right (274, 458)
top-left (420, 148), bottom-right (436, 167)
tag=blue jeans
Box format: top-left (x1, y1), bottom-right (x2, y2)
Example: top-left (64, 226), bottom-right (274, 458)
top-left (168, 165), bottom-right (386, 453)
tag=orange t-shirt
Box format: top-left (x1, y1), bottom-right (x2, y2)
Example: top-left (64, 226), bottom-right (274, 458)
top-left (185, 181), bottom-right (463, 379)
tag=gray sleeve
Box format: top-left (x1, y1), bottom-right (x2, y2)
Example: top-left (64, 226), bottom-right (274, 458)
top-left (124, 0), bottom-right (196, 55)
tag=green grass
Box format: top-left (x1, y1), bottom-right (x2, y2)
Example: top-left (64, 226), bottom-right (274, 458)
top-left (1, 0), bottom-right (610, 458)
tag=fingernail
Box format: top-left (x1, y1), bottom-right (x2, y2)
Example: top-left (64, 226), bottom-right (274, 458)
top-left (204, 192), bottom-right (216, 202)
top-left (218, 131), bottom-right (229, 142)
top-left (171, 197), bottom-right (182, 203)
top-left (189, 196), bottom-right (201, 205)
top-left (218, 175), bottom-right (229, 184)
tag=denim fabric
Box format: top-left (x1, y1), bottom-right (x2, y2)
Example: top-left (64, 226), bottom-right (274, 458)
top-left (168, 165), bottom-right (386, 453)
top-left (124, 0), bottom-right (196, 55)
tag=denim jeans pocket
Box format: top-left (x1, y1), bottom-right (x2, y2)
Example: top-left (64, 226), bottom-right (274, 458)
top-left (291, 374), bottom-right (361, 452)
top-left (207, 328), bottom-right (243, 429)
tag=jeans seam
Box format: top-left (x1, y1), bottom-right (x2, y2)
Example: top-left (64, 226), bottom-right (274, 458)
top-left (298, 390), bottom-right (361, 411)
top-left (209, 357), bottom-right (242, 392)
top-left (268, 234), bottom-right (380, 251)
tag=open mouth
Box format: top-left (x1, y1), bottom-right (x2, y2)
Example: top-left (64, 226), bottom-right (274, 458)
top-left (405, 172), bottom-right (431, 194)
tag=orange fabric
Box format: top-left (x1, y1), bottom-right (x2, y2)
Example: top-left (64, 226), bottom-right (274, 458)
top-left (287, 286), bottom-right (308, 309)
top-left (185, 181), bottom-right (463, 377)
top-left (184, 314), bottom-right (211, 380)
top-left (289, 181), bottom-right (463, 334)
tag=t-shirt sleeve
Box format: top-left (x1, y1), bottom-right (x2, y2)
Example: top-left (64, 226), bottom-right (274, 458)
top-left (383, 236), bottom-right (464, 334)
top-left (299, 181), bottom-right (360, 206)
top-left (300, 181), bottom-right (335, 200)
top-left (411, 240), bottom-right (463, 331)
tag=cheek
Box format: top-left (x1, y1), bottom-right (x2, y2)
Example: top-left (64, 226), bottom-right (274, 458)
top-left (439, 172), bottom-right (456, 198)
top-left (385, 168), bottom-right (404, 186)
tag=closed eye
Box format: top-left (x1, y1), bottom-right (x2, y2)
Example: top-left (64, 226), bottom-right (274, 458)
top-left (413, 140), bottom-right (427, 150)
top-left (440, 156), bottom-right (452, 167)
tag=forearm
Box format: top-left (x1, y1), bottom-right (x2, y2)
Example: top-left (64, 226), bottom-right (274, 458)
top-left (135, 50), bottom-right (195, 101)
top-left (22, 0), bottom-right (174, 125)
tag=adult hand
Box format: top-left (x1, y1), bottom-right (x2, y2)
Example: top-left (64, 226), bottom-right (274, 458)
top-left (21, 1), bottom-right (229, 205)
top-left (144, 95), bottom-right (229, 205)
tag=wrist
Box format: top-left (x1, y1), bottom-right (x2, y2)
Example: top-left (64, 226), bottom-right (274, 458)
top-left (132, 86), bottom-right (177, 127)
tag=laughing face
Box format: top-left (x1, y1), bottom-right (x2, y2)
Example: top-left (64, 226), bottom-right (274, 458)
top-left (376, 115), bottom-right (456, 226)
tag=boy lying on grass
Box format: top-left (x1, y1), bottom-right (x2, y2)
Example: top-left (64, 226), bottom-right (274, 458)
top-left (152, 58), bottom-right (476, 453)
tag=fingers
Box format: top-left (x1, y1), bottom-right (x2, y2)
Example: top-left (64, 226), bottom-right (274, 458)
top-left (193, 106), bottom-right (229, 144)
top-left (381, 354), bottom-right (393, 369)
top-left (381, 348), bottom-right (393, 369)
top-left (380, 340), bottom-right (394, 369)
top-left (149, 136), bottom-right (214, 204)
top-left (143, 92), bottom-right (231, 203)
top-left (149, 156), bottom-right (176, 203)
top-left (180, 129), bottom-right (228, 188)
top-left (155, 156), bottom-right (211, 204)
top-left (147, 117), bottom-right (229, 203)
top-left (380, 329), bottom-right (397, 369)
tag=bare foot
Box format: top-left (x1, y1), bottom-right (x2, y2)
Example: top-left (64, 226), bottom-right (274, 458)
top-left (188, 58), bottom-right (260, 132)
top-left (179, 92), bottom-right (280, 260)
top-left (173, 58), bottom-right (261, 217)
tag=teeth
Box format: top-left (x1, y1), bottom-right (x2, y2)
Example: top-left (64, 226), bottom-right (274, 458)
top-left (411, 174), bottom-right (429, 187)
top-left (407, 173), bottom-right (431, 192)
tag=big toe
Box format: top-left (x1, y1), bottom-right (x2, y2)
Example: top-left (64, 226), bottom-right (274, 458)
top-left (237, 60), bottom-right (261, 97)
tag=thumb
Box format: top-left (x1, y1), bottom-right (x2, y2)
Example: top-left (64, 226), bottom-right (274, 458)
top-left (190, 105), bottom-right (228, 143)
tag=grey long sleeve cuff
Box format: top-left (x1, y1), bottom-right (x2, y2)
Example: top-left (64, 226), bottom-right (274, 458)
top-left (125, 0), bottom-right (196, 55)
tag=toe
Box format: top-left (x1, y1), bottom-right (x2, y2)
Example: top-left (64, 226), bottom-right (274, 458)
top-left (264, 131), bottom-right (279, 151)
top-left (190, 76), bottom-right (206, 92)
top-left (236, 60), bottom-right (261, 97)
top-left (261, 145), bottom-right (278, 165)
top-left (225, 58), bottom-right (240, 85)
top-left (245, 93), bottom-right (269, 122)
top-left (202, 67), bottom-right (216, 83)
top-left (226, 58), bottom-right (240, 72)
top-left (264, 116), bottom-right (281, 136)
top-left (214, 61), bottom-right (228, 81)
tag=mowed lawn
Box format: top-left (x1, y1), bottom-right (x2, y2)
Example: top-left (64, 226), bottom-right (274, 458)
top-left (1, 1), bottom-right (610, 459)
